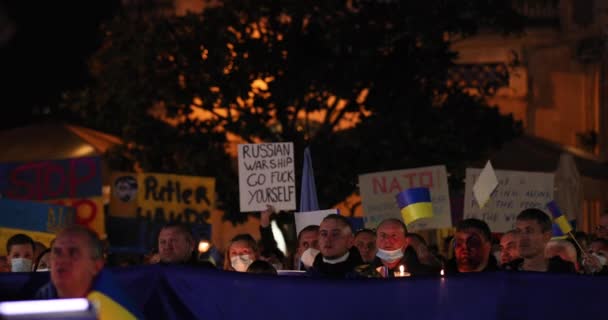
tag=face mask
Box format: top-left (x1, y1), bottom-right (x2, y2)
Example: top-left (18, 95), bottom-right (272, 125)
top-left (36, 268), bottom-right (49, 272)
top-left (11, 258), bottom-right (32, 272)
top-left (376, 248), bottom-right (403, 263)
top-left (300, 248), bottom-right (320, 268)
top-left (231, 254), bottom-right (253, 272)
top-left (593, 253), bottom-right (607, 266)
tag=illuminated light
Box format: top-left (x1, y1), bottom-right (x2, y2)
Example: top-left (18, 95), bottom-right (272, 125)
top-left (399, 265), bottom-right (405, 276)
top-left (356, 88), bottom-right (369, 104)
top-left (271, 220), bottom-right (287, 255)
top-left (0, 298), bottom-right (91, 316)
top-left (71, 145), bottom-right (95, 157)
top-left (192, 97), bottom-right (203, 106)
top-left (251, 79), bottom-right (269, 91)
top-left (198, 240), bottom-right (210, 253)
top-left (440, 269), bottom-right (445, 276)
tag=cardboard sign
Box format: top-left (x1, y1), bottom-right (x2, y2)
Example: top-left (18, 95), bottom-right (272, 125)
top-left (137, 173), bottom-right (216, 225)
top-left (294, 209), bottom-right (339, 235)
top-left (0, 199), bottom-right (75, 255)
top-left (238, 143), bottom-right (296, 212)
top-left (358, 165), bottom-right (452, 231)
top-left (109, 172), bottom-right (139, 218)
top-left (463, 168), bottom-right (554, 233)
top-left (0, 157), bottom-right (102, 200)
top-left (0, 157), bottom-right (104, 237)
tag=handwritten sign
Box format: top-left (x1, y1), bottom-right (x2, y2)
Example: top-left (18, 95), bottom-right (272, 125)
top-left (358, 165), bottom-right (452, 231)
top-left (135, 172), bottom-right (215, 226)
top-left (463, 168), bottom-right (554, 233)
top-left (0, 157), bottom-right (102, 200)
top-left (294, 209), bottom-right (338, 236)
top-left (238, 143), bottom-right (296, 212)
top-left (0, 157), bottom-right (104, 237)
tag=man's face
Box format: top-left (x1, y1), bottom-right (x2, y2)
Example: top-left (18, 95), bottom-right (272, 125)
top-left (50, 233), bottom-right (103, 298)
top-left (319, 219), bottom-right (353, 259)
top-left (515, 219), bottom-right (550, 259)
top-left (158, 227), bottom-right (193, 264)
top-left (454, 229), bottom-right (491, 272)
top-left (297, 230), bottom-right (319, 256)
top-left (596, 215), bottom-right (608, 240)
top-left (499, 233), bottom-right (519, 265)
top-left (590, 241), bottom-right (608, 256)
top-left (354, 232), bottom-right (376, 263)
top-left (8, 244), bottom-right (34, 267)
top-left (376, 221), bottom-right (406, 251)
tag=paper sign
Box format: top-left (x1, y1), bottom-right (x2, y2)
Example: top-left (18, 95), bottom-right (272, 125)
top-left (238, 143), bottom-right (296, 212)
top-left (464, 168), bottom-right (554, 233)
top-left (294, 209), bottom-right (338, 236)
top-left (136, 172), bottom-right (215, 225)
top-left (473, 161), bottom-right (498, 209)
top-left (358, 165), bottom-right (452, 231)
top-left (0, 199), bottom-right (74, 233)
top-left (109, 172), bottom-right (140, 218)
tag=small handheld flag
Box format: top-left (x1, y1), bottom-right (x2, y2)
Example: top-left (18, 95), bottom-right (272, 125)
top-left (395, 187), bottom-right (433, 225)
top-left (546, 200), bottom-right (573, 234)
top-left (551, 223), bottom-right (568, 240)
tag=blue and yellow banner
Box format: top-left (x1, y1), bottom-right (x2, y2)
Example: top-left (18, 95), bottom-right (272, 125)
top-left (87, 270), bottom-right (142, 320)
top-left (0, 199), bottom-right (74, 255)
top-left (395, 187), bottom-right (434, 225)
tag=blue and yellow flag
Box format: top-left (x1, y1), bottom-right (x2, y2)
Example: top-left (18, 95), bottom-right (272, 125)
top-left (87, 270), bottom-right (142, 320)
top-left (395, 188), bottom-right (433, 225)
top-left (546, 200), bottom-right (573, 234)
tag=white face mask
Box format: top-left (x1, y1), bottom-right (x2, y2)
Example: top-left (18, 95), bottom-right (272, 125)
top-left (231, 254), bottom-right (253, 272)
top-left (11, 258), bottom-right (32, 272)
top-left (376, 248), bottom-right (403, 263)
top-left (593, 253), bottom-right (607, 266)
top-left (36, 268), bottom-right (49, 272)
top-left (300, 248), bottom-right (320, 268)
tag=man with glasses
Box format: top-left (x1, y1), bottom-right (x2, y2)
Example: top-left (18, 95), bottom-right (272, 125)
top-left (446, 218), bottom-right (497, 273)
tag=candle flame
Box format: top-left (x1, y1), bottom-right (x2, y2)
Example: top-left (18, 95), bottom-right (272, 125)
top-left (440, 269), bottom-right (445, 276)
top-left (399, 265), bottom-right (404, 273)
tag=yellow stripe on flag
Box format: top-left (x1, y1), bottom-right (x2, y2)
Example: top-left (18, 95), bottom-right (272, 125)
top-left (87, 291), bottom-right (137, 320)
top-left (554, 215), bottom-right (573, 234)
top-left (400, 202), bottom-right (433, 225)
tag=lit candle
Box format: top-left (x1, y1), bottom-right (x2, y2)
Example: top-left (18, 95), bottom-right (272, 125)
top-left (399, 265), bottom-right (405, 277)
top-left (440, 268), bottom-right (445, 277)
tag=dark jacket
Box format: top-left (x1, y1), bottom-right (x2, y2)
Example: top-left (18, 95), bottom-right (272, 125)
top-left (371, 246), bottom-right (441, 277)
top-left (503, 256), bottom-right (576, 273)
top-left (446, 254), bottom-right (499, 274)
top-left (310, 247), bottom-right (365, 278)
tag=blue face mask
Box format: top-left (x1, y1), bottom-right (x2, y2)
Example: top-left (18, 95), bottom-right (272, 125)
top-left (376, 248), bottom-right (403, 263)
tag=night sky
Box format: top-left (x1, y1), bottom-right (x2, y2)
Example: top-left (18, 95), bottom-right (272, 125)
top-left (0, 1), bottom-right (121, 130)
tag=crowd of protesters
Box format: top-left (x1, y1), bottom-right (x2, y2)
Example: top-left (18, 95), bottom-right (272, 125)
top-left (2, 207), bottom-right (608, 304)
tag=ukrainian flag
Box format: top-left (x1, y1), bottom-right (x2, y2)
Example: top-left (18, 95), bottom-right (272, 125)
top-left (395, 187), bottom-right (434, 225)
top-left (87, 270), bottom-right (142, 320)
top-left (546, 200), bottom-right (573, 234)
top-left (551, 223), bottom-right (568, 240)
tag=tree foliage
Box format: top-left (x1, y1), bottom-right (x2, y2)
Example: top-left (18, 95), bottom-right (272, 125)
top-left (63, 0), bottom-right (523, 222)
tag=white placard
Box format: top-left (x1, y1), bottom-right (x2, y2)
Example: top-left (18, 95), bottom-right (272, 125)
top-left (238, 143), bottom-right (296, 212)
top-left (473, 161), bottom-right (498, 209)
top-left (463, 168), bottom-right (554, 233)
top-left (294, 209), bottom-right (339, 236)
top-left (358, 165), bottom-right (452, 231)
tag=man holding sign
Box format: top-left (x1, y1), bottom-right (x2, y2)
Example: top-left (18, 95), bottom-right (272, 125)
top-left (238, 143), bottom-right (296, 212)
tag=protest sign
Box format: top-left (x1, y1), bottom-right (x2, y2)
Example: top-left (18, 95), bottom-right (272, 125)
top-left (136, 173), bottom-right (216, 225)
top-left (0, 199), bottom-right (75, 255)
top-left (238, 143), bottom-right (296, 212)
top-left (294, 209), bottom-right (338, 235)
top-left (463, 168), bottom-right (554, 233)
top-left (0, 157), bottom-right (104, 237)
top-left (109, 172), bottom-right (139, 218)
top-left (358, 165), bottom-right (452, 230)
